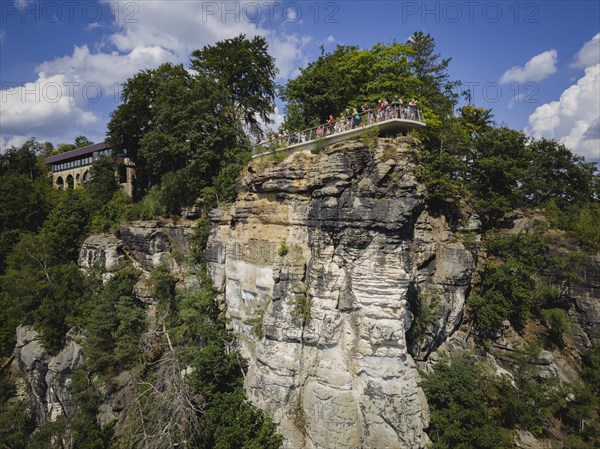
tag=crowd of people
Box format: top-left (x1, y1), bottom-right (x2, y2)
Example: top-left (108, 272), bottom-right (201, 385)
top-left (261, 98), bottom-right (421, 149)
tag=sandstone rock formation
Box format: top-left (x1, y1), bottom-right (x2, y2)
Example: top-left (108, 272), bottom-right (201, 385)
top-left (12, 325), bottom-right (84, 425)
top-left (207, 138), bottom-right (478, 449)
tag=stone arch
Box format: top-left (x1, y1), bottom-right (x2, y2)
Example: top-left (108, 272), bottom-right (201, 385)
top-left (83, 170), bottom-right (90, 182)
top-left (56, 176), bottom-right (64, 189)
top-left (66, 174), bottom-right (74, 189)
top-left (75, 173), bottom-right (81, 183)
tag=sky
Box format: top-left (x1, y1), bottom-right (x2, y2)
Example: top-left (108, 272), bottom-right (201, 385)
top-left (1, 0), bottom-right (599, 161)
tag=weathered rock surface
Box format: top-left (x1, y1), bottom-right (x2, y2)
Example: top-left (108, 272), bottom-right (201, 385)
top-left (567, 255), bottom-right (600, 350)
top-left (12, 325), bottom-right (84, 425)
top-left (79, 220), bottom-right (200, 293)
top-left (207, 138), bottom-right (478, 449)
top-left (78, 233), bottom-right (126, 272)
top-left (117, 220), bottom-right (195, 272)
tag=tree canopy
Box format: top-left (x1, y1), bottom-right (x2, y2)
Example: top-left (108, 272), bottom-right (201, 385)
top-left (106, 34), bottom-right (276, 210)
top-left (280, 33), bottom-right (459, 130)
top-left (191, 34), bottom-right (278, 138)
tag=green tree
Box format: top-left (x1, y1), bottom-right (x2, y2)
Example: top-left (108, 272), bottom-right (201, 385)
top-left (523, 139), bottom-right (597, 205)
top-left (0, 371), bottom-right (33, 449)
top-left (406, 31), bottom-right (460, 120)
top-left (0, 138), bottom-right (46, 181)
top-left (458, 104), bottom-right (495, 137)
top-left (0, 139), bottom-right (56, 273)
top-left (422, 356), bottom-right (513, 449)
top-left (191, 34), bottom-right (278, 138)
top-left (0, 173), bottom-right (55, 273)
top-left (107, 59), bottom-right (252, 208)
top-left (33, 262), bottom-right (85, 353)
top-left (83, 264), bottom-right (145, 373)
top-left (39, 189), bottom-right (92, 264)
top-left (281, 45), bottom-right (361, 126)
top-left (281, 42), bottom-right (424, 127)
top-left (54, 143), bottom-right (76, 154)
top-left (89, 188), bottom-right (131, 234)
top-left (74, 135), bottom-right (94, 148)
top-left (86, 155), bottom-right (120, 208)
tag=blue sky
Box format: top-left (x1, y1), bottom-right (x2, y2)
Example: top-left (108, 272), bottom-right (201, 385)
top-left (1, 0), bottom-right (599, 161)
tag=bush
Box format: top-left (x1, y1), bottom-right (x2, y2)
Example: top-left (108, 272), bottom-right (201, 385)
top-left (89, 188), bottom-right (131, 233)
top-left (360, 126), bottom-right (380, 151)
top-left (422, 356), bottom-right (513, 449)
top-left (125, 186), bottom-right (165, 220)
top-left (406, 286), bottom-right (439, 352)
top-left (291, 293), bottom-right (311, 327)
top-left (545, 200), bottom-right (600, 252)
top-left (277, 239), bottom-right (288, 257)
top-left (541, 308), bottom-right (574, 346)
top-left (190, 218), bottom-right (212, 265)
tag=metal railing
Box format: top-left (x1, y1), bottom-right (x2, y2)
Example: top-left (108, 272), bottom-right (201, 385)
top-left (255, 104), bottom-right (424, 156)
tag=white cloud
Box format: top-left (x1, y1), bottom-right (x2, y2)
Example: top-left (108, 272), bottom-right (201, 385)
top-left (326, 35), bottom-right (335, 44)
top-left (0, 135), bottom-right (30, 151)
top-left (0, 73), bottom-right (102, 150)
top-left (571, 33), bottom-right (600, 69)
top-left (1, 0), bottom-right (311, 150)
top-left (508, 93), bottom-right (524, 110)
top-left (527, 64), bottom-right (600, 161)
top-left (36, 44), bottom-right (173, 90)
top-left (500, 49), bottom-right (558, 84)
top-left (85, 22), bottom-right (102, 31)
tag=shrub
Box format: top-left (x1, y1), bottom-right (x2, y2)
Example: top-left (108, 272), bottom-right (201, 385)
top-left (277, 239), bottom-right (288, 257)
top-left (125, 186), bottom-right (165, 220)
top-left (359, 126), bottom-right (379, 151)
top-left (291, 293), bottom-right (312, 327)
top-left (422, 356), bottom-right (513, 449)
top-left (406, 286), bottom-right (439, 352)
top-left (541, 308), bottom-right (574, 346)
top-left (89, 188), bottom-right (131, 233)
top-left (190, 218), bottom-right (212, 265)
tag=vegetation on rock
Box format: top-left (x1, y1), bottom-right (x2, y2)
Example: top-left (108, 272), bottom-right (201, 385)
top-left (0, 30), bottom-right (598, 449)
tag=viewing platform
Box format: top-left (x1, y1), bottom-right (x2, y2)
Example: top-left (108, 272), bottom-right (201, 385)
top-left (254, 105), bottom-right (425, 160)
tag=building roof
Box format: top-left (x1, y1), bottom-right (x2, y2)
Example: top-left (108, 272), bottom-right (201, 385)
top-left (44, 142), bottom-right (109, 164)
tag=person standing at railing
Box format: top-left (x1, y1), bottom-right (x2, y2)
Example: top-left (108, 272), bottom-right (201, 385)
top-left (362, 103), bottom-right (374, 125)
top-left (392, 96), bottom-right (402, 118)
top-left (336, 113), bottom-right (345, 133)
top-left (352, 109), bottom-right (361, 128)
top-left (408, 99), bottom-right (418, 120)
top-left (328, 115), bottom-right (336, 135)
top-left (377, 100), bottom-right (384, 122)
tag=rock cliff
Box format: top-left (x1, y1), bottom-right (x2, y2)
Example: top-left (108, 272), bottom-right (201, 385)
top-left (9, 137), bottom-right (597, 448)
top-left (206, 138), bottom-right (478, 449)
top-left (11, 325), bottom-right (84, 426)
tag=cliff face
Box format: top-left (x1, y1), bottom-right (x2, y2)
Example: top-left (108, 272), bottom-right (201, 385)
top-left (10, 221), bottom-right (199, 431)
top-left (11, 325), bottom-right (83, 427)
top-left (206, 138), bottom-right (478, 449)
